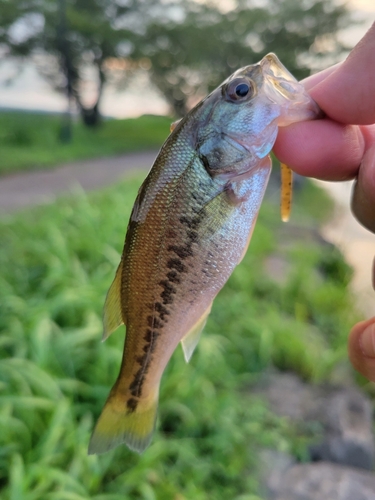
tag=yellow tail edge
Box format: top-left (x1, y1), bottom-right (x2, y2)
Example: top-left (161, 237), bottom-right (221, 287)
top-left (88, 390), bottom-right (158, 455)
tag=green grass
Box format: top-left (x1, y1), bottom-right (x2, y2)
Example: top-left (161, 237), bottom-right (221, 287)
top-left (0, 112), bottom-right (171, 175)
top-left (0, 175), bottom-right (359, 499)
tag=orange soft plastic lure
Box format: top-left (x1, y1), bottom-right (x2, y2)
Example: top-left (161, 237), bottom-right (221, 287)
top-left (280, 162), bottom-right (293, 222)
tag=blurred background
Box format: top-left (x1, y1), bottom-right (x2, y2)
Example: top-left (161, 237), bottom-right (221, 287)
top-left (1, 0), bottom-right (374, 119)
top-left (0, 1), bottom-right (374, 499)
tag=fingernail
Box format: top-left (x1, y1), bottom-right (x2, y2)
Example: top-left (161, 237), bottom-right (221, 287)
top-left (360, 323), bottom-right (375, 358)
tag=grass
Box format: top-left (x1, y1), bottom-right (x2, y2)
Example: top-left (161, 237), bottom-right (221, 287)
top-left (0, 173), bottom-right (360, 499)
top-left (0, 112), bottom-right (171, 175)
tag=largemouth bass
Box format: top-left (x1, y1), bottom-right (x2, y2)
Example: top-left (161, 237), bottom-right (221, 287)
top-left (89, 54), bottom-right (320, 455)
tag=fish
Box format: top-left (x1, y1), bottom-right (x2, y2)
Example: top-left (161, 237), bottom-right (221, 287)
top-left (88, 53), bottom-right (321, 455)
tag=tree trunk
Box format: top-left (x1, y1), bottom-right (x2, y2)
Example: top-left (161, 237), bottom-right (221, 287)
top-left (170, 97), bottom-right (188, 118)
top-left (75, 61), bottom-right (105, 127)
top-left (80, 103), bottom-right (101, 127)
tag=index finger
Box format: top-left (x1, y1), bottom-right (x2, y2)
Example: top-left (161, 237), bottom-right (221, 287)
top-left (273, 120), bottom-right (371, 181)
top-left (307, 22), bottom-right (375, 125)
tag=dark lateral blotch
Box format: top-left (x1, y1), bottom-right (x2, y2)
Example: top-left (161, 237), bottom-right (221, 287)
top-left (143, 328), bottom-right (160, 349)
top-left (155, 302), bottom-right (170, 320)
top-left (129, 367), bottom-right (147, 397)
top-left (168, 244), bottom-right (193, 260)
top-left (167, 270), bottom-right (181, 283)
top-left (147, 315), bottom-right (163, 329)
top-left (167, 258), bottom-right (187, 273)
top-left (136, 354), bottom-right (147, 365)
top-left (159, 279), bottom-right (177, 305)
top-left (187, 230), bottom-right (199, 243)
top-left (179, 215), bottom-right (200, 230)
top-left (126, 397), bottom-right (138, 412)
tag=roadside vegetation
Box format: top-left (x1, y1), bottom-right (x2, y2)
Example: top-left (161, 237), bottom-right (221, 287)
top-left (0, 171), bottom-right (359, 499)
top-left (0, 112), bottom-right (171, 175)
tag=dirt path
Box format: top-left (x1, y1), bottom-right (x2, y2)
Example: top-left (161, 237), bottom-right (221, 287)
top-left (0, 150), bottom-right (158, 213)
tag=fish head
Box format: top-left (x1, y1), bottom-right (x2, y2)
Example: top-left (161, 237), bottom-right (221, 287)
top-left (194, 53), bottom-right (321, 176)
top-left (259, 53), bottom-right (321, 126)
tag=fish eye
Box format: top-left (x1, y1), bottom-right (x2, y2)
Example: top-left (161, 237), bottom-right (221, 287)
top-left (226, 78), bottom-right (253, 102)
top-left (235, 83), bottom-right (249, 97)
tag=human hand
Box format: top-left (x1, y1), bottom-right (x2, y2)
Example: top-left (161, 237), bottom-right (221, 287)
top-left (273, 22), bottom-right (375, 381)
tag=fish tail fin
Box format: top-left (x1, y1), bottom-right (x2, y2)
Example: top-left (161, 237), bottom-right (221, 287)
top-left (88, 385), bottom-right (159, 455)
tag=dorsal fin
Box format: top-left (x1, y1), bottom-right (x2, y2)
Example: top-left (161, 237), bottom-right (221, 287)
top-left (170, 118), bottom-right (182, 132)
top-left (102, 261), bottom-right (125, 341)
top-left (181, 303), bottom-right (212, 362)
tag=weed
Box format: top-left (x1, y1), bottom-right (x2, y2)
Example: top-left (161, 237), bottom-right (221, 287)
top-left (0, 113), bottom-right (171, 175)
top-left (0, 176), bottom-right (359, 498)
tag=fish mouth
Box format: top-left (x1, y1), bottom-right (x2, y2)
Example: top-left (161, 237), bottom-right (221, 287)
top-left (261, 53), bottom-right (322, 126)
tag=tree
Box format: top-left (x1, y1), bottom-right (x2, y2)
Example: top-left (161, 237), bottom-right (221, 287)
top-left (0, 0), bottom-right (139, 126)
top-left (132, 0), bottom-right (353, 116)
top-left (0, 0), bottom-right (353, 122)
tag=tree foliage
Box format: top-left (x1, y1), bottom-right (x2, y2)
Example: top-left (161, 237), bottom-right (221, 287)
top-left (0, 0), bottom-right (139, 125)
top-left (133, 0), bottom-right (352, 116)
top-left (0, 0), bottom-right (352, 122)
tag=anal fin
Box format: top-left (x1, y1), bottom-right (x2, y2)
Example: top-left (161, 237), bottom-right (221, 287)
top-left (181, 303), bottom-right (212, 363)
top-left (102, 261), bottom-right (125, 341)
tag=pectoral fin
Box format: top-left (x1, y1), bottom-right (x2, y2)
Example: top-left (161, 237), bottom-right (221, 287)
top-left (195, 189), bottom-right (236, 239)
top-left (102, 261), bottom-right (125, 341)
top-left (181, 303), bottom-right (212, 363)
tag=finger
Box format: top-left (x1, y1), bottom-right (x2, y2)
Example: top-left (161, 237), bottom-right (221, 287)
top-left (273, 120), bottom-right (366, 180)
top-left (308, 22), bottom-right (375, 125)
top-left (351, 144), bottom-right (375, 233)
top-left (301, 62), bottom-right (342, 91)
top-left (349, 317), bottom-right (375, 382)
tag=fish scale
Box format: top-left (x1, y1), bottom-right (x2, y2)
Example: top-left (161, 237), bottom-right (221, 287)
top-left (88, 53), bottom-right (321, 455)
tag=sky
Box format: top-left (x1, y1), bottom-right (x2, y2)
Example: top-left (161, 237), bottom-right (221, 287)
top-left (0, 1), bottom-right (374, 118)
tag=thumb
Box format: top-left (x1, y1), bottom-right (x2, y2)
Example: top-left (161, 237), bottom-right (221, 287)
top-left (351, 143), bottom-right (375, 234)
